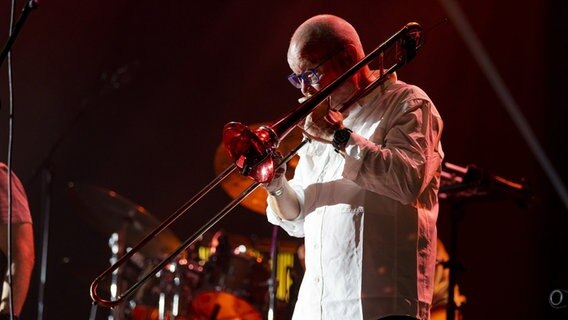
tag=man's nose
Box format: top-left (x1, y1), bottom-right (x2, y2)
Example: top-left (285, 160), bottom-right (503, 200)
top-left (300, 81), bottom-right (317, 97)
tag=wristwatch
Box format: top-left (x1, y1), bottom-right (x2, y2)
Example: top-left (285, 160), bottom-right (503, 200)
top-left (332, 127), bottom-right (352, 152)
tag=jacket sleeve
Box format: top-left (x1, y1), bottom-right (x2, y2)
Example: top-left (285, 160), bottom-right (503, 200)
top-left (342, 90), bottom-right (444, 206)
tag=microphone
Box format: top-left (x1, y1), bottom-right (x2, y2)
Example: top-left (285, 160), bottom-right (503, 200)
top-left (550, 289), bottom-right (568, 309)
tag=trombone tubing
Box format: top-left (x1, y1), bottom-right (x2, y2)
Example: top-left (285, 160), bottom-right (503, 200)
top-left (90, 163), bottom-right (237, 307)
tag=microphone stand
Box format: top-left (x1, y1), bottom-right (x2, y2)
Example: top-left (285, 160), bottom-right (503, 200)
top-left (25, 61), bottom-right (138, 320)
top-left (0, 1), bottom-right (39, 319)
top-left (36, 168), bottom-right (51, 320)
top-left (0, 0), bottom-right (39, 66)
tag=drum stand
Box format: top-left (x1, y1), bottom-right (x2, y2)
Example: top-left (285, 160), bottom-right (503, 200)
top-left (157, 259), bottom-right (183, 320)
top-left (440, 162), bottom-right (530, 320)
top-left (267, 225), bottom-right (279, 320)
top-left (444, 200), bottom-right (465, 320)
top-left (440, 163), bottom-right (485, 320)
top-left (107, 219), bottom-right (134, 320)
top-left (108, 230), bottom-right (126, 320)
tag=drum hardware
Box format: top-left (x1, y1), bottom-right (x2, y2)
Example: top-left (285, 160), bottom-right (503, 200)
top-left (68, 182), bottom-right (181, 259)
top-left (108, 232), bottom-right (125, 320)
top-left (68, 182), bottom-right (181, 320)
top-left (266, 226), bottom-right (279, 320)
top-left (440, 162), bottom-right (531, 203)
top-left (89, 22), bottom-right (426, 315)
top-left (127, 256), bottom-right (202, 320)
top-left (439, 162), bottom-right (531, 320)
top-left (191, 232), bottom-right (271, 320)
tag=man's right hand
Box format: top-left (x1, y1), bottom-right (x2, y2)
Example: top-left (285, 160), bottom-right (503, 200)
top-left (262, 154), bottom-right (287, 196)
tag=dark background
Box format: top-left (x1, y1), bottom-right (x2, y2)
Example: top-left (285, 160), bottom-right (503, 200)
top-left (0, 0), bottom-right (566, 319)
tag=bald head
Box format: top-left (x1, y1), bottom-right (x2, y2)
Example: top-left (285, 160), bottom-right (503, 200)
top-left (287, 14), bottom-right (365, 67)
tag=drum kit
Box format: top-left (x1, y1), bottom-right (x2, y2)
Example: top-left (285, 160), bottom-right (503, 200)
top-left (128, 241), bottom-right (272, 320)
top-left (68, 126), bottom-right (305, 320)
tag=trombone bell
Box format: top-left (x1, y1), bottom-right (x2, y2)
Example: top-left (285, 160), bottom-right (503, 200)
top-left (223, 122), bottom-right (279, 183)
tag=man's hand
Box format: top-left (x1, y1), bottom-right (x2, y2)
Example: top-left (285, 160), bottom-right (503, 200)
top-left (302, 97), bottom-right (345, 143)
top-left (262, 153), bottom-right (287, 196)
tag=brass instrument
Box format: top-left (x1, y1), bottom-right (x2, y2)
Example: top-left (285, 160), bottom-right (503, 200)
top-left (89, 21), bottom-right (425, 309)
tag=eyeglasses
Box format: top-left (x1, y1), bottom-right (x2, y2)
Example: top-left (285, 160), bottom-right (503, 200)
top-left (287, 50), bottom-right (343, 89)
top-left (287, 69), bottom-right (320, 89)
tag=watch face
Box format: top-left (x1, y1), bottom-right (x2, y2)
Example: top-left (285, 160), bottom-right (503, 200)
top-left (335, 128), bottom-right (351, 143)
top-left (332, 128), bottom-right (351, 152)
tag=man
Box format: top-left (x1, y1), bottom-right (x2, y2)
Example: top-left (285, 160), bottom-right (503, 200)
top-left (262, 15), bottom-right (444, 320)
top-left (0, 163), bottom-right (35, 320)
top-left (288, 240), bottom-right (466, 320)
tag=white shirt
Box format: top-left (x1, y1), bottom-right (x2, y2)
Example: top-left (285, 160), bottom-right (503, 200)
top-left (266, 77), bottom-right (444, 320)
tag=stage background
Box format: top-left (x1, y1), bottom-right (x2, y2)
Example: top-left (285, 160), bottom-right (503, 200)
top-left (0, 0), bottom-right (566, 319)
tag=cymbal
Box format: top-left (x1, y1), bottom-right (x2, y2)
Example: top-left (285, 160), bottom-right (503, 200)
top-left (67, 182), bottom-right (181, 258)
top-left (214, 124), bottom-right (303, 215)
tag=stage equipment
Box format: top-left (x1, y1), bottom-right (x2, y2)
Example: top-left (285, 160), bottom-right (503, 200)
top-left (68, 183), bottom-right (180, 258)
top-left (192, 246), bottom-right (270, 320)
top-left (439, 162), bottom-right (531, 320)
top-left (89, 21), bottom-right (426, 310)
top-left (69, 182), bottom-right (181, 320)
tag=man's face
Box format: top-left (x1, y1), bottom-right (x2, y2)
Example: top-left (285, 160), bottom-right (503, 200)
top-left (287, 45), bottom-right (345, 99)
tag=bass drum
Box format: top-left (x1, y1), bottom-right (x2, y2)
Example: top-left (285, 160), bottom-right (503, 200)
top-left (191, 250), bottom-right (270, 320)
top-left (127, 257), bottom-right (203, 320)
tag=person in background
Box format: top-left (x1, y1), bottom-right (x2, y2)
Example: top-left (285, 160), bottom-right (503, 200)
top-left (0, 163), bottom-right (35, 320)
top-left (287, 243), bottom-right (305, 318)
top-left (262, 14), bottom-right (444, 320)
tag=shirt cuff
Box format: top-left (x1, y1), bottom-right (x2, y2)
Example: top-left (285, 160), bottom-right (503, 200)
top-left (342, 132), bottom-right (367, 179)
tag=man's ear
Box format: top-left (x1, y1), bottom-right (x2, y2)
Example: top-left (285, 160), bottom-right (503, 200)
top-left (340, 44), bottom-right (358, 67)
